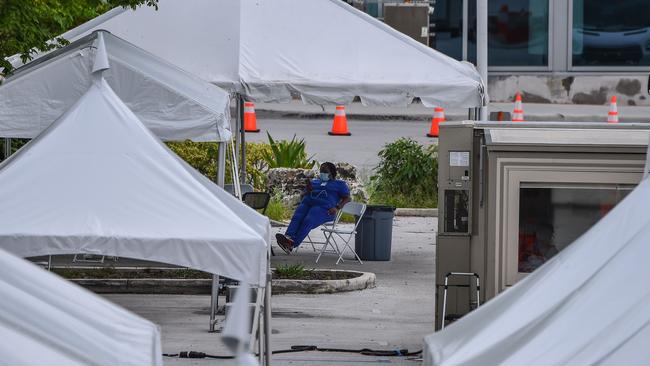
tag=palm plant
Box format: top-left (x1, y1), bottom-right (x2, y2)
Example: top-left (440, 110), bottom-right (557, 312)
top-left (262, 132), bottom-right (317, 169)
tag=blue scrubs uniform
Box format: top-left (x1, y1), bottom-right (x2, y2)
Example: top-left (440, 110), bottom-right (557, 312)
top-left (285, 179), bottom-right (350, 247)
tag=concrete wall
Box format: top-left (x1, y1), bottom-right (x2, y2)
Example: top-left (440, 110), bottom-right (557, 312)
top-left (489, 74), bottom-right (650, 106)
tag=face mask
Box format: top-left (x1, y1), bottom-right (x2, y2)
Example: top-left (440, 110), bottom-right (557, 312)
top-left (319, 172), bottom-right (330, 182)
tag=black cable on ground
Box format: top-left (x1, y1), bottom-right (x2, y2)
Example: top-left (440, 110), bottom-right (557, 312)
top-left (163, 345), bottom-right (422, 359)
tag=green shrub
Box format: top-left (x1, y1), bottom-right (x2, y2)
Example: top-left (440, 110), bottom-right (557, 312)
top-left (369, 138), bottom-right (438, 208)
top-left (263, 132), bottom-right (317, 169)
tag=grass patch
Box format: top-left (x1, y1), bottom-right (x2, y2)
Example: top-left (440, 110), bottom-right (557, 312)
top-left (273, 265), bottom-right (361, 280)
top-left (264, 196), bottom-right (292, 222)
top-left (369, 190), bottom-right (437, 208)
top-left (274, 264), bottom-right (310, 279)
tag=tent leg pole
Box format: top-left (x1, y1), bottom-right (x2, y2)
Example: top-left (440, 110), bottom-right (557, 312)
top-left (477, 0), bottom-right (488, 121)
top-left (238, 95), bottom-right (247, 184)
top-left (217, 142), bottom-right (226, 187)
top-left (264, 273), bottom-right (272, 365)
top-left (209, 275), bottom-right (220, 332)
top-left (48, 255), bottom-right (52, 271)
top-left (234, 96), bottom-right (242, 184)
top-left (3, 137), bottom-right (11, 160)
top-left (258, 295), bottom-right (264, 364)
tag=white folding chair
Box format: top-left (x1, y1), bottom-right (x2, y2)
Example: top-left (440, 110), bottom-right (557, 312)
top-left (315, 202), bottom-right (367, 264)
top-left (300, 210), bottom-right (344, 253)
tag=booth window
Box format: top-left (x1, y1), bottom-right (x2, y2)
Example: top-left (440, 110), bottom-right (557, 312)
top-left (518, 185), bottom-right (632, 273)
top-left (444, 190), bottom-right (469, 233)
top-left (572, 0), bottom-right (650, 66)
top-left (467, 0), bottom-right (549, 66)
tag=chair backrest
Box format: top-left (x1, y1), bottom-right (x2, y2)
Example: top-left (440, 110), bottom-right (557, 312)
top-left (242, 192), bottom-right (271, 214)
top-left (341, 202), bottom-right (367, 230)
top-left (224, 183), bottom-right (254, 196)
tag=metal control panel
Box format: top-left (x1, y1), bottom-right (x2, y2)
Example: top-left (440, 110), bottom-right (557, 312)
top-left (438, 125), bottom-right (473, 235)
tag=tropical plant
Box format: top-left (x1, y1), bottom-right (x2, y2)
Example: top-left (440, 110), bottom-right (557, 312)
top-left (369, 138), bottom-right (438, 208)
top-left (0, 0), bottom-right (159, 74)
top-left (262, 132), bottom-right (317, 169)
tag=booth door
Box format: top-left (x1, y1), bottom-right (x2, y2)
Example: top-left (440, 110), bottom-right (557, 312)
top-left (502, 168), bottom-right (641, 287)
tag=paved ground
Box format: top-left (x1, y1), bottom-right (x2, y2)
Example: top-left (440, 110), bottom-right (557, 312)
top-left (243, 101), bottom-right (650, 174)
top-left (103, 216), bottom-right (437, 365)
top-left (255, 100), bottom-right (650, 123)
top-left (245, 118), bottom-right (436, 175)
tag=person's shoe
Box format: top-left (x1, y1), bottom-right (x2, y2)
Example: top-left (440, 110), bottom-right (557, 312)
top-left (275, 233), bottom-right (293, 254)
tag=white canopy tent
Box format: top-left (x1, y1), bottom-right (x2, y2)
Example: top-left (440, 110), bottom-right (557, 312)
top-left (0, 49), bottom-right (272, 361)
top-left (1, 30), bottom-right (231, 142)
top-left (424, 176), bottom-right (650, 365)
top-left (0, 247), bottom-right (162, 366)
top-left (44, 0), bottom-right (486, 181)
top-left (53, 0), bottom-right (485, 109)
top-left (0, 74), bottom-right (268, 286)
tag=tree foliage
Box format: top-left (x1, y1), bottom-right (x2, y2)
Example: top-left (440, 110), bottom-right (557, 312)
top-left (0, 0), bottom-right (158, 74)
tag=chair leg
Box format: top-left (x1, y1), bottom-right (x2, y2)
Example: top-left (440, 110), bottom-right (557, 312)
top-left (336, 234), bottom-right (362, 265)
top-left (315, 230), bottom-right (335, 263)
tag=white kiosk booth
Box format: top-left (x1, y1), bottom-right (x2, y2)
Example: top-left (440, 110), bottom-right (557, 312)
top-left (436, 121), bottom-right (650, 329)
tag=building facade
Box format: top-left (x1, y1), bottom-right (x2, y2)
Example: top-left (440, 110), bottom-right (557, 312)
top-left (353, 0), bottom-right (650, 105)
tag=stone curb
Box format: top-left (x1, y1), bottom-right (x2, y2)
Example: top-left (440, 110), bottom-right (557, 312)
top-left (68, 270), bottom-right (376, 295)
top-left (257, 108), bottom-right (650, 124)
top-left (395, 208), bottom-right (438, 217)
top-left (70, 278), bottom-right (212, 295)
top-left (272, 270), bottom-right (375, 295)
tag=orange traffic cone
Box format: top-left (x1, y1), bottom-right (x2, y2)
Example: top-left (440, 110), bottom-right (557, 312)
top-left (607, 96), bottom-right (619, 123)
top-left (427, 107), bottom-right (446, 137)
top-left (328, 106), bottom-right (351, 136)
top-left (244, 101), bottom-right (260, 132)
top-left (512, 93), bottom-right (524, 122)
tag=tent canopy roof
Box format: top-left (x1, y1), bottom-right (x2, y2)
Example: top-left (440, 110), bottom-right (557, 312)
top-left (424, 177), bottom-right (650, 365)
top-left (55, 0), bottom-right (485, 108)
top-left (0, 248), bottom-right (162, 365)
top-left (0, 74), bottom-right (269, 286)
top-left (2, 30), bottom-right (231, 141)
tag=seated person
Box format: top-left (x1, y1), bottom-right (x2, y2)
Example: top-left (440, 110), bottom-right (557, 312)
top-left (276, 162), bottom-right (350, 254)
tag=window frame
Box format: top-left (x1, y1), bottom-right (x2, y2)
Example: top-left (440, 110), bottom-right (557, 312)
top-left (566, 0), bottom-right (650, 72)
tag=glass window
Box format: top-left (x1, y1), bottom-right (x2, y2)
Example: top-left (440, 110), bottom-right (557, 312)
top-left (468, 0), bottom-right (549, 66)
top-left (518, 186), bottom-right (632, 273)
top-left (444, 190), bottom-right (469, 233)
top-left (572, 0), bottom-right (650, 66)
top-left (430, 0), bottom-right (464, 60)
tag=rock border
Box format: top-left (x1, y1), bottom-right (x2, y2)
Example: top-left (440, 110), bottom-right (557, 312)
top-left (68, 269), bottom-right (375, 295)
top-left (272, 270), bottom-right (375, 295)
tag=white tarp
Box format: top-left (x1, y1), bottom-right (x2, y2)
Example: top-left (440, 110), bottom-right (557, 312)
top-left (0, 75), bottom-right (269, 286)
top-left (52, 0), bottom-right (484, 108)
top-left (424, 177), bottom-right (650, 365)
top-left (0, 247), bottom-right (162, 366)
top-left (1, 30), bottom-right (231, 141)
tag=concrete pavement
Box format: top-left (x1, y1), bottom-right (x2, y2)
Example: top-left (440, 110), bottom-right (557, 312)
top-left (103, 216), bottom-right (437, 365)
top-left (244, 118), bottom-right (436, 175)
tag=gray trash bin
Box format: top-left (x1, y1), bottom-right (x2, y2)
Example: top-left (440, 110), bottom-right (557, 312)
top-left (355, 205), bottom-right (396, 261)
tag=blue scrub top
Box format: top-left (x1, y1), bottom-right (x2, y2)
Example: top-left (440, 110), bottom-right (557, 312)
top-left (305, 179), bottom-right (350, 209)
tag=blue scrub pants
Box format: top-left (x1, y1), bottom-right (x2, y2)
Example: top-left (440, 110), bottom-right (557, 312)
top-left (285, 202), bottom-right (335, 247)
